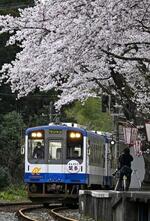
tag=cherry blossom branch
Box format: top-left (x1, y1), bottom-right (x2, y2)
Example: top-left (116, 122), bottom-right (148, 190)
top-left (100, 48), bottom-right (150, 63)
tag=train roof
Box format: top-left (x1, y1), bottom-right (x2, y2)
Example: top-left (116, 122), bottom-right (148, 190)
top-left (25, 123), bottom-right (87, 136)
top-left (25, 122), bottom-right (111, 139)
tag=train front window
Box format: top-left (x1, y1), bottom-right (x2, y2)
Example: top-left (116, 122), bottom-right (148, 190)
top-left (28, 130), bottom-right (45, 163)
top-left (67, 131), bottom-right (83, 159)
top-left (28, 139), bottom-right (45, 162)
top-left (48, 141), bottom-right (62, 160)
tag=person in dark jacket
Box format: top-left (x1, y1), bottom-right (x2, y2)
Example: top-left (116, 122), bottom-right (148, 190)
top-left (33, 142), bottom-right (44, 159)
top-left (115, 147), bottom-right (133, 191)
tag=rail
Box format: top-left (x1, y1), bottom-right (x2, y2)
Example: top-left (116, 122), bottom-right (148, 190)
top-left (0, 201), bottom-right (79, 221)
top-left (50, 207), bottom-right (79, 221)
top-left (17, 205), bottom-right (43, 221)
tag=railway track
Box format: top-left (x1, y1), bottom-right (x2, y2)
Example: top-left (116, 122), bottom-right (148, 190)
top-left (50, 207), bottom-right (79, 221)
top-left (17, 205), bottom-right (79, 221)
top-left (0, 202), bottom-right (34, 212)
top-left (17, 205), bottom-right (44, 221)
top-left (0, 201), bottom-right (79, 221)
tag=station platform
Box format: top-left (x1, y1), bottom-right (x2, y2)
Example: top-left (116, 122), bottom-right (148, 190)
top-left (79, 190), bottom-right (150, 221)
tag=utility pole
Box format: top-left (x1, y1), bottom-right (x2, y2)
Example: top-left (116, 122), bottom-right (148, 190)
top-left (49, 101), bottom-right (53, 123)
top-left (49, 101), bottom-right (60, 123)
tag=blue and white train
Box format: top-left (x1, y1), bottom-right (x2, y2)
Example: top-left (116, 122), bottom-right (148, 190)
top-left (24, 122), bottom-right (117, 204)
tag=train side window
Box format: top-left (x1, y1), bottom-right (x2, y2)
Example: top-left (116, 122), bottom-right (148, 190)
top-left (48, 141), bottom-right (62, 160)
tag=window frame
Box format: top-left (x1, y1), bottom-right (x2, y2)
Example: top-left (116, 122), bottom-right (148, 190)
top-left (28, 138), bottom-right (45, 164)
top-left (46, 138), bottom-right (64, 164)
top-left (66, 130), bottom-right (83, 160)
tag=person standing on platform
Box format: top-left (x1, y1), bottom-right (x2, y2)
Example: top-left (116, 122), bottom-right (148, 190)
top-left (115, 147), bottom-right (133, 191)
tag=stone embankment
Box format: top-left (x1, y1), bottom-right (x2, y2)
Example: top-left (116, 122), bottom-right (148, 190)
top-left (79, 190), bottom-right (150, 221)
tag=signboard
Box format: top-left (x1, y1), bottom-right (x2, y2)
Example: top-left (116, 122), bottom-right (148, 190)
top-left (123, 127), bottom-right (138, 145)
top-left (134, 140), bottom-right (142, 156)
top-left (66, 160), bottom-right (80, 173)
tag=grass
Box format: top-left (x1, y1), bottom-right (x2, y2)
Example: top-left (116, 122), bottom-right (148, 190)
top-left (0, 184), bottom-right (28, 202)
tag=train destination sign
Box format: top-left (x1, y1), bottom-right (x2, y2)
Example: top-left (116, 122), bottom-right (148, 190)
top-left (49, 130), bottom-right (62, 134)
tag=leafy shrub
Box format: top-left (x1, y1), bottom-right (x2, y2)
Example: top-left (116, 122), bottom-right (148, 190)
top-left (0, 184), bottom-right (28, 201)
top-left (0, 111), bottom-right (26, 184)
top-left (0, 167), bottom-right (10, 190)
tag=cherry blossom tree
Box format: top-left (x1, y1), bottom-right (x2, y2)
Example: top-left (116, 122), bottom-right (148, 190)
top-left (0, 0), bottom-right (149, 116)
top-left (0, 0), bottom-right (150, 189)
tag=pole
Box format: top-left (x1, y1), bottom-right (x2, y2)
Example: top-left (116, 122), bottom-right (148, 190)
top-left (49, 101), bottom-right (53, 123)
top-left (105, 136), bottom-right (109, 177)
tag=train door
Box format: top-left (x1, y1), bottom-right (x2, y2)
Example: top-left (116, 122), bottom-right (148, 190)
top-left (86, 137), bottom-right (90, 175)
top-left (65, 130), bottom-right (84, 174)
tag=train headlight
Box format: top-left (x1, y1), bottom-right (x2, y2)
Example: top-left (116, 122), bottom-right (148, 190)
top-left (70, 132), bottom-right (76, 138)
top-left (31, 132), bottom-right (37, 138)
top-left (36, 132), bottom-right (43, 138)
top-left (31, 131), bottom-right (43, 138)
top-left (76, 133), bottom-right (81, 138)
top-left (70, 132), bottom-right (81, 138)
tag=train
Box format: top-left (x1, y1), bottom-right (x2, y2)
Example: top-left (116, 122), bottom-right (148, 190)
top-left (24, 122), bottom-right (145, 205)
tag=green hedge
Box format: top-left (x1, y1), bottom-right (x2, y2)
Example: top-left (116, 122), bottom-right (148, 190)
top-left (0, 8), bottom-right (19, 16)
top-left (0, 0), bottom-right (34, 16)
top-left (0, 0), bottom-right (33, 4)
top-left (0, 167), bottom-right (10, 190)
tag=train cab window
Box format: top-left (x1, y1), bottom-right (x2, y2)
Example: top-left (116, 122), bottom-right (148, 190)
top-left (28, 130), bottom-right (45, 163)
top-left (48, 141), bottom-right (62, 160)
top-left (67, 131), bottom-right (83, 159)
top-left (28, 139), bottom-right (45, 163)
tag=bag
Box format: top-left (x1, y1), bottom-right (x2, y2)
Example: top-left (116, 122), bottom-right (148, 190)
top-left (120, 166), bottom-right (132, 177)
